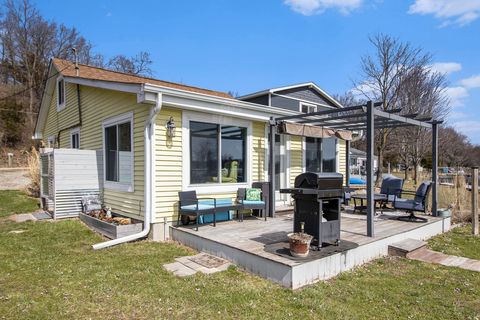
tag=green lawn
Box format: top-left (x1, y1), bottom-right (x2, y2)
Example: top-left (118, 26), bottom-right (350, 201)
top-left (0, 190), bottom-right (39, 218)
top-left (1, 218), bottom-right (479, 319)
top-left (428, 224), bottom-right (480, 260)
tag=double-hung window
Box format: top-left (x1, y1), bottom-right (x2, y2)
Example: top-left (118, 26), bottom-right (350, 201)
top-left (305, 137), bottom-right (337, 173)
top-left (300, 102), bottom-right (317, 114)
top-left (103, 113), bottom-right (133, 192)
top-left (70, 128), bottom-right (80, 149)
top-left (57, 78), bottom-right (66, 111)
top-left (189, 121), bottom-right (247, 184)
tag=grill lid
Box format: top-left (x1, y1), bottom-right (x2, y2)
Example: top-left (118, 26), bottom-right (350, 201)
top-left (294, 172), bottom-right (343, 189)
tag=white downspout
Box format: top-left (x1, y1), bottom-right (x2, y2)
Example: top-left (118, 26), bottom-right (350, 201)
top-left (93, 93), bottom-right (162, 250)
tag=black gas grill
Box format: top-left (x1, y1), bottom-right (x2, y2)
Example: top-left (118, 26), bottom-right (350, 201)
top-left (281, 172), bottom-right (343, 248)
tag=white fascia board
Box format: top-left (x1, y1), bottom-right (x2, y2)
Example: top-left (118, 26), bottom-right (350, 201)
top-left (63, 77), bottom-right (142, 94)
top-left (142, 83), bottom-right (299, 121)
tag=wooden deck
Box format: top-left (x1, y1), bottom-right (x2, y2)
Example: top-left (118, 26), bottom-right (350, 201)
top-left (171, 211), bottom-right (451, 289)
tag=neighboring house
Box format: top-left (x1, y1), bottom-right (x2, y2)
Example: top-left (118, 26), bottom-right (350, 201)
top-left (349, 147), bottom-right (378, 176)
top-left (238, 83), bottom-right (347, 204)
top-left (34, 59), bottom-right (348, 240)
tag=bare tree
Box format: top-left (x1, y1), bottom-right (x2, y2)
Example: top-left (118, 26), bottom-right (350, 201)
top-left (0, 0), bottom-right (93, 128)
top-left (107, 51), bottom-right (153, 76)
top-left (353, 34), bottom-right (431, 185)
top-left (393, 66), bottom-right (449, 183)
top-left (439, 127), bottom-right (471, 167)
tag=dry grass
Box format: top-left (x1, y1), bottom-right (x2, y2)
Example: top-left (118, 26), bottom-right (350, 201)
top-left (25, 147), bottom-right (40, 197)
top-left (393, 171), bottom-right (474, 223)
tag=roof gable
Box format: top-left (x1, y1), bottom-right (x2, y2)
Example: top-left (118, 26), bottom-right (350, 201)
top-left (238, 82), bottom-right (343, 109)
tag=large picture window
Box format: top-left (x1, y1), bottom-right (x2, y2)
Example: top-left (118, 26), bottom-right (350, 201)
top-left (305, 137), bottom-right (337, 173)
top-left (190, 121), bottom-right (246, 184)
top-left (103, 114), bottom-right (133, 191)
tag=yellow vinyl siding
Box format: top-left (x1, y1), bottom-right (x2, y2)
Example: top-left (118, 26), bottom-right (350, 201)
top-left (289, 136), bottom-right (303, 187)
top-left (43, 82), bottom-right (80, 147)
top-left (42, 83), bottom-right (149, 220)
top-left (338, 139), bottom-right (347, 184)
top-left (252, 122), bottom-right (266, 182)
top-left (154, 107), bottom-right (183, 223)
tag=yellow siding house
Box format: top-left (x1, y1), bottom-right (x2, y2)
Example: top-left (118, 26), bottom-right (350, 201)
top-left (34, 58), bottom-right (348, 242)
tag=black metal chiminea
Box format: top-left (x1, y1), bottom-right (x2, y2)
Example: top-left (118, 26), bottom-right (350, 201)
top-left (281, 172), bottom-right (343, 249)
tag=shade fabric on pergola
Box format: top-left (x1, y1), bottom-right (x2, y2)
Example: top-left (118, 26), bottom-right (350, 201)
top-left (267, 100), bottom-right (442, 237)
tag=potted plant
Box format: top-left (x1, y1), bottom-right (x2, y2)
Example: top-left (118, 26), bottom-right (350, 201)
top-left (287, 222), bottom-right (313, 257)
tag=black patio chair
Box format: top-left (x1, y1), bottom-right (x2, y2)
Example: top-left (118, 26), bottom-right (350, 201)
top-left (178, 191), bottom-right (217, 231)
top-left (393, 181), bottom-right (432, 223)
top-left (236, 188), bottom-right (267, 221)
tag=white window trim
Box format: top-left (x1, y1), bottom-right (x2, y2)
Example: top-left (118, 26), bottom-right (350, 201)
top-left (70, 128), bottom-right (80, 149)
top-left (56, 76), bottom-right (66, 112)
top-left (182, 111), bottom-right (252, 195)
top-left (102, 112), bottom-right (134, 193)
top-left (299, 102), bottom-right (317, 114)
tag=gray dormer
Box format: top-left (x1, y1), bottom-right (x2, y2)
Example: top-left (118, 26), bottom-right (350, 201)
top-left (238, 82), bottom-right (343, 113)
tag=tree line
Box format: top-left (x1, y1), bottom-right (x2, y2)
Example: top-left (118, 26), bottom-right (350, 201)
top-left (0, 0), bottom-right (153, 150)
top-left (337, 34), bottom-right (479, 183)
top-left (0, 1), bottom-right (476, 175)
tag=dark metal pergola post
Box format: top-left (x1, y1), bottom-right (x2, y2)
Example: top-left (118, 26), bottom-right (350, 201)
top-left (345, 140), bottom-right (350, 187)
top-left (366, 101), bottom-right (375, 237)
top-left (269, 117), bottom-right (276, 218)
top-left (431, 121), bottom-right (439, 217)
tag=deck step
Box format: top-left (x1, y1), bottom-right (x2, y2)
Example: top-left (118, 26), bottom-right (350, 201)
top-left (388, 238), bottom-right (427, 258)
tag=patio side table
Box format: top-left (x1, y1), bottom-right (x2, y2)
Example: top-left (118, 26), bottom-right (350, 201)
top-left (351, 194), bottom-right (387, 215)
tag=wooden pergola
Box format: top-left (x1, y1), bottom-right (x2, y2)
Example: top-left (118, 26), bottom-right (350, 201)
top-left (268, 100), bottom-right (442, 237)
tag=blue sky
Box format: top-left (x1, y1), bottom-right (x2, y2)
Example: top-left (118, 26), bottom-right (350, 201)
top-left (37, 0), bottom-right (480, 143)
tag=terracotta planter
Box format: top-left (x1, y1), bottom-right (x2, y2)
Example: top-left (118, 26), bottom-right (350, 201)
top-left (287, 232), bottom-right (313, 258)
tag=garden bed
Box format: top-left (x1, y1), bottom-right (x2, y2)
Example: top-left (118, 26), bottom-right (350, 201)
top-left (79, 211), bottom-right (143, 239)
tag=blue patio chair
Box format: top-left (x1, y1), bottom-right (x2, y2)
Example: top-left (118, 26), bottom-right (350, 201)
top-left (236, 188), bottom-right (266, 221)
top-left (379, 175), bottom-right (404, 205)
top-left (393, 181), bottom-right (432, 223)
top-left (178, 191), bottom-right (217, 231)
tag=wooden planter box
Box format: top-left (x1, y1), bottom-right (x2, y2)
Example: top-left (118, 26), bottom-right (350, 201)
top-left (79, 212), bottom-right (143, 239)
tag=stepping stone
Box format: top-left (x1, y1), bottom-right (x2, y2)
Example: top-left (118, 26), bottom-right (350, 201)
top-left (169, 253), bottom-right (231, 276)
top-left (11, 214), bottom-right (36, 223)
top-left (163, 262), bottom-right (197, 277)
top-left (388, 238), bottom-right (426, 258)
top-left (408, 249), bottom-right (480, 273)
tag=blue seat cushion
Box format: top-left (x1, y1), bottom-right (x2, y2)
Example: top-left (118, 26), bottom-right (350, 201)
top-left (180, 204), bottom-right (214, 211)
top-left (394, 198), bottom-right (424, 211)
top-left (199, 198), bottom-right (233, 223)
top-left (242, 200), bottom-right (265, 205)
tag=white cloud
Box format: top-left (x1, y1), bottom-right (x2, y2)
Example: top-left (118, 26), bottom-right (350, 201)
top-left (460, 74), bottom-right (480, 89)
top-left (409, 0), bottom-right (480, 26)
top-left (284, 0), bottom-right (363, 16)
top-left (444, 86), bottom-right (469, 107)
top-left (429, 62), bottom-right (462, 75)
